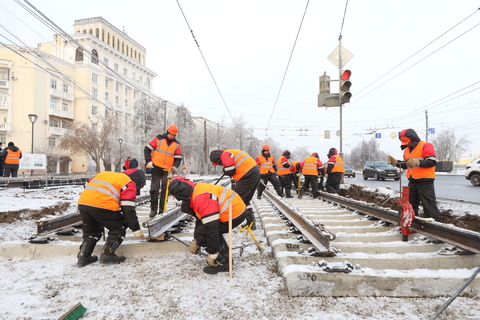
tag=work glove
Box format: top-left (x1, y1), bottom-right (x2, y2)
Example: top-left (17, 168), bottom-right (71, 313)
top-left (206, 252), bottom-right (220, 267)
top-left (189, 239), bottom-right (200, 254)
top-left (133, 230), bottom-right (145, 239)
top-left (406, 158), bottom-right (421, 168)
top-left (146, 161), bottom-right (152, 168)
top-left (167, 166), bottom-right (177, 179)
top-left (387, 155), bottom-right (398, 166)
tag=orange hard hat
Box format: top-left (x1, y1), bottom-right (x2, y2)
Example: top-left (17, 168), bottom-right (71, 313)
top-left (167, 124), bottom-right (179, 135)
top-left (262, 144), bottom-right (270, 151)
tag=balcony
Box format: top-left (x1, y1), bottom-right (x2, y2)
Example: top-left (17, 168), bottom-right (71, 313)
top-left (48, 126), bottom-right (68, 136)
top-left (49, 108), bottom-right (74, 119)
top-left (0, 122), bottom-right (12, 131)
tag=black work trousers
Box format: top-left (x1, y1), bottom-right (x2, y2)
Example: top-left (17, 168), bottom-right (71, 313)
top-left (408, 179), bottom-right (441, 221)
top-left (326, 172), bottom-right (342, 194)
top-left (78, 205), bottom-right (127, 240)
top-left (150, 166), bottom-right (169, 213)
top-left (278, 174), bottom-right (293, 195)
top-left (301, 175), bottom-right (319, 198)
top-left (232, 166), bottom-right (260, 209)
top-left (257, 172), bottom-right (282, 197)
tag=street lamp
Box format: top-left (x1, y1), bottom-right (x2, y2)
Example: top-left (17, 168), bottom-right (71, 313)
top-left (28, 114), bottom-right (38, 176)
top-left (28, 114), bottom-right (38, 153)
top-left (118, 138), bottom-right (123, 172)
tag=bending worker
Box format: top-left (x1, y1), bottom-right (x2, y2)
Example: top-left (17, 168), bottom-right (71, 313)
top-left (210, 149), bottom-right (260, 229)
top-left (388, 128), bottom-right (441, 221)
top-left (144, 124), bottom-right (182, 217)
top-left (168, 176), bottom-right (247, 274)
top-left (255, 145), bottom-right (283, 199)
top-left (77, 171), bottom-right (145, 267)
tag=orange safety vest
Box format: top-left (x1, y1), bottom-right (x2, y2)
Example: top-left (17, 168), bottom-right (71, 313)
top-left (78, 171), bottom-right (131, 211)
top-left (276, 156), bottom-right (291, 176)
top-left (257, 155), bottom-right (275, 174)
top-left (191, 183), bottom-right (246, 222)
top-left (5, 149), bottom-right (21, 164)
top-left (331, 155), bottom-right (345, 173)
top-left (404, 141), bottom-right (435, 179)
top-left (152, 138), bottom-right (179, 169)
top-left (302, 157), bottom-right (319, 176)
top-left (225, 149), bottom-right (257, 181)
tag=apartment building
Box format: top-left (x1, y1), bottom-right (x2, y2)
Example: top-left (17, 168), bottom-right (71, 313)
top-left (0, 17), bottom-right (157, 174)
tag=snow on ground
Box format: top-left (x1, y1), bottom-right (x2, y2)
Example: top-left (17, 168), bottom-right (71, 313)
top-left (1, 181), bottom-right (480, 319)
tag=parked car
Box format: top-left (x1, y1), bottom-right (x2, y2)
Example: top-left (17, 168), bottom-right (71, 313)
top-left (465, 157), bottom-right (480, 186)
top-left (362, 161), bottom-right (400, 181)
top-left (344, 165), bottom-right (355, 178)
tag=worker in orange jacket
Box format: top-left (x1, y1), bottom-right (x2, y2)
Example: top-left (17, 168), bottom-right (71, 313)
top-left (210, 149), bottom-right (260, 229)
top-left (298, 152), bottom-right (323, 199)
top-left (325, 147), bottom-right (344, 194)
top-left (144, 124), bottom-right (182, 217)
top-left (77, 171), bottom-right (145, 267)
top-left (277, 150), bottom-right (294, 198)
top-left (168, 176), bottom-right (247, 274)
top-left (255, 145), bottom-right (283, 199)
top-left (1, 142), bottom-right (22, 177)
top-left (388, 128), bottom-right (440, 221)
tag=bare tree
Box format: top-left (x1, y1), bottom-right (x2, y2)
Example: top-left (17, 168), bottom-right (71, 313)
top-left (430, 130), bottom-right (471, 161)
top-left (58, 115), bottom-right (119, 173)
top-left (347, 138), bottom-right (387, 170)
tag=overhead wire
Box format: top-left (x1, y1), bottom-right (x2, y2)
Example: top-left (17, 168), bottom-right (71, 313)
top-left (175, 0), bottom-right (234, 122)
top-left (265, 0), bottom-right (310, 132)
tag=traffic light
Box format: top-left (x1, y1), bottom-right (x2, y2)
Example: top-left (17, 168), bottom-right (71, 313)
top-left (339, 70), bottom-right (352, 103)
top-left (318, 73), bottom-right (340, 107)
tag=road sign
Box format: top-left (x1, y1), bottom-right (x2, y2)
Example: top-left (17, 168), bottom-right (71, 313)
top-left (327, 44), bottom-right (353, 69)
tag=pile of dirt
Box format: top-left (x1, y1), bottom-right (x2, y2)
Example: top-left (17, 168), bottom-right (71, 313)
top-left (0, 202), bottom-right (71, 223)
top-left (339, 184), bottom-right (480, 232)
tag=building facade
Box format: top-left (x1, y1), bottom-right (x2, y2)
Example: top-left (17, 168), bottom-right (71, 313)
top-left (0, 17), bottom-right (158, 175)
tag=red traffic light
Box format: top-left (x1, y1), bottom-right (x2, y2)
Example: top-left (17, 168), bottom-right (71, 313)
top-left (341, 70), bottom-right (351, 80)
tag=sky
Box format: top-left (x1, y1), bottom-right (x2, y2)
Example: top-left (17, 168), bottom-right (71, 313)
top-left (1, 0), bottom-right (480, 159)
top-left (1, 182), bottom-right (480, 319)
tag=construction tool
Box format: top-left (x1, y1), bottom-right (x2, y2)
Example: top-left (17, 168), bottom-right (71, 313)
top-left (162, 176), bottom-right (171, 214)
top-left (238, 223), bottom-right (264, 253)
top-left (214, 174), bottom-right (225, 185)
top-left (228, 202), bottom-right (233, 278)
top-left (58, 302), bottom-right (86, 320)
top-left (165, 232), bottom-right (207, 256)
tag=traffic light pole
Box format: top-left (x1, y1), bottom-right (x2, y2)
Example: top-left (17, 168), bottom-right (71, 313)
top-left (338, 38), bottom-right (343, 154)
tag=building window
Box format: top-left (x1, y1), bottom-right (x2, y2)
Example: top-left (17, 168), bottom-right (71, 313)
top-left (132, 72), bottom-right (136, 80)
top-left (91, 49), bottom-right (99, 64)
top-left (75, 48), bottom-right (83, 61)
top-left (139, 76), bottom-right (143, 84)
top-left (63, 84), bottom-right (68, 93)
top-left (92, 105), bottom-right (97, 116)
top-left (125, 99), bottom-right (128, 108)
top-left (114, 63), bottom-right (119, 72)
top-left (125, 87), bottom-right (128, 95)
top-left (123, 68), bottom-right (127, 76)
top-left (146, 78), bottom-right (150, 89)
top-left (48, 137), bottom-right (56, 147)
top-left (103, 57), bottom-right (109, 66)
top-left (105, 92), bottom-right (109, 101)
top-left (115, 82), bottom-right (119, 92)
top-left (62, 103), bottom-right (69, 112)
top-left (92, 73), bottom-right (98, 83)
top-left (50, 98), bottom-right (57, 109)
top-left (115, 96), bottom-right (119, 105)
top-left (0, 67), bottom-right (9, 81)
top-left (92, 88), bottom-right (98, 99)
top-left (50, 79), bottom-right (57, 89)
top-left (105, 79), bottom-right (109, 88)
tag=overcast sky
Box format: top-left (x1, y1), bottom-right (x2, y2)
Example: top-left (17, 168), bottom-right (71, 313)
top-left (2, 0), bottom-right (480, 159)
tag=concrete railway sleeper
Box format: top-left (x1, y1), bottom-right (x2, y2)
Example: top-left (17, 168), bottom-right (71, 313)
top-left (256, 189), bottom-right (480, 297)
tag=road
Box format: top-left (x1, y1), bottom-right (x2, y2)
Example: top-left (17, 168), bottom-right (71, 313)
top-left (344, 173), bottom-right (479, 203)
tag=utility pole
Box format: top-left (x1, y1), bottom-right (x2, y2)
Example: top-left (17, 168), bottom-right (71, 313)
top-left (425, 110), bottom-right (429, 142)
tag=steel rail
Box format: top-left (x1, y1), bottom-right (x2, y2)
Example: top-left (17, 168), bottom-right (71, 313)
top-left (318, 192), bottom-right (480, 255)
top-left (263, 189), bottom-right (335, 254)
top-left (34, 195), bottom-right (151, 236)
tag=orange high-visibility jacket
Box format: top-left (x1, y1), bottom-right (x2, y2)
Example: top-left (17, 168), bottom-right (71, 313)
top-left (256, 155), bottom-right (275, 174)
top-left (152, 138), bottom-right (180, 169)
top-left (276, 156), bottom-right (291, 176)
top-left (5, 149), bottom-right (21, 164)
top-left (404, 141), bottom-right (435, 179)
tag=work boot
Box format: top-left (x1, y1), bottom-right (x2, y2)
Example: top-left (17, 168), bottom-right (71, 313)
top-left (77, 255), bottom-right (98, 267)
top-left (203, 264), bottom-right (229, 274)
top-left (100, 236), bottom-right (125, 264)
top-left (298, 189), bottom-right (305, 199)
top-left (76, 236), bottom-right (99, 267)
top-left (149, 209), bottom-right (157, 218)
top-left (241, 209), bottom-right (256, 230)
top-left (285, 189), bottom-right (293, 198)
top-left (257, 194), bottom-right (262, 200)
top-left (100, 253), bottom-right (126, 264)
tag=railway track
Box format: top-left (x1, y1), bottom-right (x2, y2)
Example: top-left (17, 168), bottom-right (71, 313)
top-left (257, 189), bottom-right (480, 297)
top-left (2, 180), bottom-right (480, 298)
